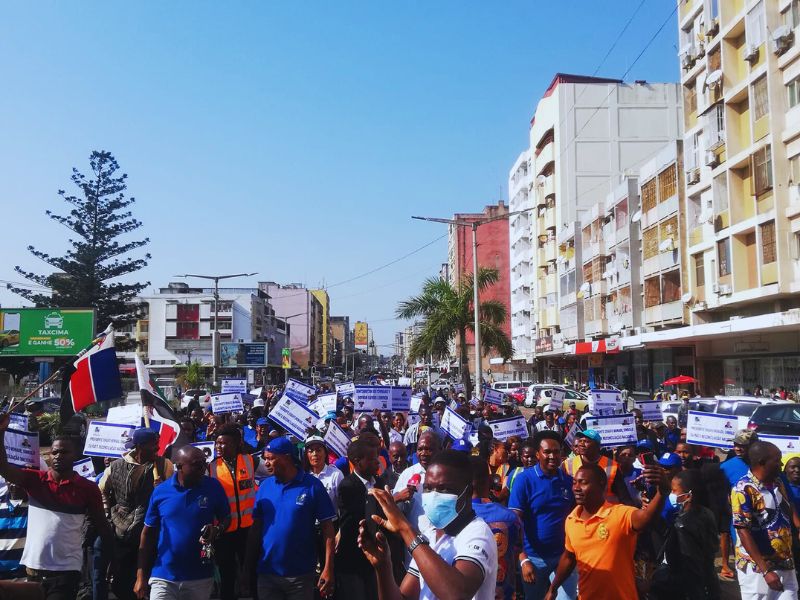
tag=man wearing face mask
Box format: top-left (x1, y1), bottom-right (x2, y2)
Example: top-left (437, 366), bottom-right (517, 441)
top-left (359, 449), bottom-right (498, 600)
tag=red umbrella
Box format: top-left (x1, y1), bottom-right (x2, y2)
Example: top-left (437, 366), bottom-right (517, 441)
top-left (662, 375), bottom-right (698, 386)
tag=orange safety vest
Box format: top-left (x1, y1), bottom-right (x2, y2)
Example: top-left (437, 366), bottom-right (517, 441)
top-left (348, 454), bottom-right (388, 476)
top-left (210, 454), bottom-right (256, 532)
top-left (490, 463), bottom-right (512, 488)
top-left (562, 455), bottom-right (619, 502)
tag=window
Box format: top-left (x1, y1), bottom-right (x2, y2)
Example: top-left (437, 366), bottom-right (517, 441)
top-left (709, 0), bottom-right (719, 20)
top-left (176, 304), bottom-right (199, 321)
top-left (713, 173), bottom-right (728, 213)
top-left (661, 270), bottom-right (681, 304)
top-left (642, 179), bottom-right (657, 212)
top-left (643, 227), bottom-right (659, 260)
top-left (685, 132), bottom-right (700, 172)
top-left (707, 103), bottom-right (725, 146)
top-left (789, 78), bottom-right (800, 109)
top-left (717, 238), bottom-right (731, 276)
top-left (708, 48), bottom-right (721, 72)
top-left (752, 145), bottom-right (773, 195)
top-left (761, 221), bottom-right (776, 264)
top-left (684, 84), bottom-right (697, 116)
top-left (790, 155), bottom-right (800, 184)
top-left (786, 0), bottom-right (800, 29)
top-left (746, 1), bottom-right (766, 48)
top-left (658, 166), bottom-right (677, 201)
top-left (752, 77), bottom-right (769, 120)
top-left (644, 277), bottom-right (661, 308)
top-left (176, 321), bottom-right (199, 340)
top-left (694, 253), bottom-right (706, 287)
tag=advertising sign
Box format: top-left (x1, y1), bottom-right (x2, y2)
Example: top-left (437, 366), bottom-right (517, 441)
top-left (354, 386), bottom-right (391, 411)
top-left (4, 429), bottom-right (39, 467)
top-left (686, 411), bottom-right (738, 449)
top-left (219, 342), bottom-right (267, 368)
top-left (107, 404), bottom-right (143, 427)
top-left (0, 308), bottom-right (95, 357)
top-left (221, 379), bottom-right (247, 394)
top-left (550, 389), bottom-right (566, 412)
top-left (309, 393), bottom-right (338, 417)
top-left (757, 434), bottom-right (800, 455)
top-left (582, 414), bottom-right (637, 447)
top-left (488, 416), bottom-right (529, 441)
top-left (211, 393), bottom-right (245, 414)
top-left (268, 395), bottom-right (320, 439)
top-left (83, 421), bottom-right (136, 457)
top-left (354, 322), bottom-right (369, 348)
top-left (440, 407), bottom-right (472, 440)
top-left (410, 394), bottom-right (424, 413)
top-left (281, 348), bottom-right (291, 369)
top-left (8, 413), bottom-right (28, 431)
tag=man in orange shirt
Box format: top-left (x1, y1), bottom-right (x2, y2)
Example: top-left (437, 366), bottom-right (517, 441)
top-left (543, 462), bottom-right (668, 600)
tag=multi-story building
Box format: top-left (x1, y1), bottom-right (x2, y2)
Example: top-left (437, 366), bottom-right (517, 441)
top-left (508, 150), bottom-right (535, 378)
top-left (311, 289), bottom-right (331, 366)
top-left (402, 321), bottom-right (424, 363)
top-left (330, 315), bottom-right (353, 369)
top-left (258, 282), bottom-right (324, 370)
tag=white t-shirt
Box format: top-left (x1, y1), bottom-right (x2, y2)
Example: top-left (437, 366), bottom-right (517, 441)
top-left (393, 463), bottom-right (428, 534)
top-left (408, 517), bottom-right (498, 600)
top-left (311, 464), bottom-right (344, 512)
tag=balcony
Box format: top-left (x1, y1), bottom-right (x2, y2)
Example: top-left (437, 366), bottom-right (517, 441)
top-left (538, 306), bottom-right (558, 329)
top-left (537, 143), bottom-right (555, 173)
top-left (543, 206), bottom-right (556, 230)
top-left (644, 301), bottom-right (684, 325)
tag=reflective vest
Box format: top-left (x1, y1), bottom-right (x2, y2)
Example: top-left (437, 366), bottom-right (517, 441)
top-left (210, 454), bottom-right (255, 532)
top-left (563, 455), bottom-right (619, 502)
top-left (491, 463), bottom-right (512, 488)
top-left (348, 454), bottom-right (388, 476)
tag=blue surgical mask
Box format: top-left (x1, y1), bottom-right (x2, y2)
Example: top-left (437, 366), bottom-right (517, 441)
top-left (422, 486), bottom-right (468, 529)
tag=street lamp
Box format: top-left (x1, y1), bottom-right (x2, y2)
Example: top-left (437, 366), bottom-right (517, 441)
top-left (412, 209), bottom-right (534, 398)
top-left (175, 272), bottom-right (258, 387)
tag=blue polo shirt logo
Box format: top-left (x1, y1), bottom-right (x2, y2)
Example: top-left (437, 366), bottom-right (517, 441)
top-left (198, 495), bottom-right (208, 508)
top-left (296, 492), bottom-right (307, 505)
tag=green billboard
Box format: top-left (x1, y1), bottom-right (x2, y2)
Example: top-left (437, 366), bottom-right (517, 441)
top-left (0, 308), bottom-right (96, 356)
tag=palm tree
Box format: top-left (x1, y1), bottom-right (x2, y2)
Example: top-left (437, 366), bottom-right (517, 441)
top-left (396, 267), bottom-right (512, 397)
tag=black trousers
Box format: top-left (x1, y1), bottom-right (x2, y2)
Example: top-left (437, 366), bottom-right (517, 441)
top-left (334, 570), bottom-right (377, 600)
top-left (111, 539), bottom-right (139, 600)
top-left (26, 570), bottom-right (81, 600)
top-left (215, 526), bottom-right (254, 600)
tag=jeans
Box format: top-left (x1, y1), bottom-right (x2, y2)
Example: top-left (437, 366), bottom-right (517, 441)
top-left (92, 535), bottom-right (109, 600)
top-left (522, 555), bottom-right (577, 600)
top-left (149, 577), bottom-right (214, 600)
top-left (257, 573), bottom-right (315, 600)
top-left (25, 569), bottom-right (81, 600)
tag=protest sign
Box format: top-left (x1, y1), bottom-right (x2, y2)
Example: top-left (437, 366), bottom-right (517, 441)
top-left (410, 394), bottom-right (424, 413)
top-left (309, 393), bottom-right (337, 417)
top-left (564, 421), bottom-right (581, 448)
top-left (324, 420), bottom-right (351, 458)
top-left (107, 403), bottom-right (143, 427)
top-left (353, 386), bottom-right (391, 411)
top-left (4, 429), bottom-right (39, 467)
top-left (191, 441), bottom-right (216, 463)
top-left (488, 416), bottom-right (529, 441)
top-left (8, 413), bottom-right (28, 431)
top-left (432, 411), bottom-right (441, 429)
top-left (284, 379), bottom-right (316, 404)
top-left (590, 389), bottom-right (623, 415)
top-left (686, 411), bottom-right (737, 449)
top-left (634, 400), bottom-right (664, 422)
top-left (268, 395), bottom-right (320, 440)
top-left (549, 389), bottom-right (566, 412)
top-left (581, 414), bottom-right (637, 447)
top-left (221, 378), bottom-right (247, 394)
top-left (83, 421), bottom-right (136, 457)
top-left (337, 382), bottom-right (356, 397)
top-left (757, 434), bottom-right (800, 455)
top-left (73, 458), bottom-right (96, 479)
top-left (483, 388), bottom-right (505, 406)
top-left (391, 387), bottom-right (412, 412)
top-left (211, 393), bottom-right (245, 414)
top-left (440, 407), bottom-right (472, 440)
top-left (407, 412), bottom-right (421, 426)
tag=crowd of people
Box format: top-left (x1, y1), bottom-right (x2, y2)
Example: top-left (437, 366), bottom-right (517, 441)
top-left (0, 383), bottom-right (798, 600)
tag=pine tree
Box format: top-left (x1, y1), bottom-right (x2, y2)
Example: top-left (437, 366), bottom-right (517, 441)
top-left (11, 151), bottom-right (151, 338)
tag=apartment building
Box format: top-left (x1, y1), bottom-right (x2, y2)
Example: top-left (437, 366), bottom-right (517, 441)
top-left (311, 289), bottom-right (332, 366)
top-left (258, 282), bottom-right (325, 370)
top-left (330, 315), bottom-right (353, 369)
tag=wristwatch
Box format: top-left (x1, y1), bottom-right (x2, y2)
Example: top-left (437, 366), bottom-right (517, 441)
top-left (407, 533), bottom-right (430, 554)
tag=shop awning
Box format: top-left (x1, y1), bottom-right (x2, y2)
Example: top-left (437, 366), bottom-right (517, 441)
top-left (573, 338), bottom-right (620, 355)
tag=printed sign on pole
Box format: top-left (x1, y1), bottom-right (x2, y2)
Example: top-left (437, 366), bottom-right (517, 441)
top-left (83, 421), bottom-right (136, 457)
top-left (590, 389), bottom-right (623, 415)
top-left (353, 386), bottom-right (391, 411)
top-left (107, 403), bottom-right (143, 427)
top-left (73, 457), bottom-right (96, 479)
top-left (211, 393), bottom-right (245, 414)
top-left (284, 379), bottom-right (316, 404)
top-left (410, 395), bottom-right (424, 413)
top-left (581, 414), bottom-right (637, 447)
top-left (549, 389), bottom-right (566, 412)
top-left (191, 441), bottom-right (216, 464)
top-left (221, 379), bottom-right (247, 394)
top-left (324, 420), bottom-right (352, 458)
top-left (440, 407), bottom-right (472, 440)
top-left (488, 416), bottom-right (529, 441)
top-left (757, 434), bottom-right (800, 455)
top-left (336, 382), bottom-right (356, 397)
top-left (686, 411), bottom-right (738, 449)
top-left (309, 393), bottom-right (338, 417)
top-left (4, 429), bottom-right (39, 467)
top-left (564, 421), bottom-right (581, 448)
top-left (483, 388), bottom-right (505, 406)
top-left (634, 400), bottom-right (664, 422)
top-left (8, 413), bottom-right (28, 431)
top-left (391, 387), bottom-right (412, 412)
top-left (268, 395), bottom-right (320, 440)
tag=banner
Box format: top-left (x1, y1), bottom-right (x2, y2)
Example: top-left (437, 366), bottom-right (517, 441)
top-left (354, 322), bottom-right (369, 347)
top-left (488, 416), bottom-right (529, 441)
top-left (685, 411), bottom-right (737, 449)
top-left (549, 389), bottom-right (566, 412)
top-left (0, 307), bottom-right (95, 357)
top-left (107, 403), bottom-right (143, 427)
top-left (354, 386), bottom-right (391, 411)
top-left (564, 421), bottom-right (581, 448)
top-left (324, 420), bottom-right (351, 458)
top-left (268, 395), bottom-right (320, 440)
top-left (211, 393), bottom-right (245, 414)
top-left (410, 394), bottom-right (424, 413)
top-left (309, 393), bottom-right (338, 417)
top-left (590, 389), bottom-right (623, 415)
top-left (634, 400), bottom-right (664, 422)
top-left (73, 457), bottom-right (96, 479)
top-left (8, 413), bottom-right (28, 431)
top-left (337, 382), bottom-right (355, 397)
top-left (391, 387), bottom-right (412, 412)
top-left (281, 348), bottom-right (291, 370)
top-left (757, 434), bottom-right (800, 456)
top-left (285, 379), bottom-right (315, 404)
top-left (221, 379), bottom-right (247, 394)
top-left (83, 421), bottom-right (136, 457)
top-left (483, 388), bottom-right (505, 406)
top-left (219, 343), bottom-right (267, 368)
top-left (440, 407), bottom-right (472, 440)
top-left (191, 441), bottom-right (216, 463)
top-left (4, 429), bottom-right (39, 467)
top-left (581, 414), bottom-right (637, 447)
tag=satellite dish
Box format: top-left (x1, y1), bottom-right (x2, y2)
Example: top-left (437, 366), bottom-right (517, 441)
top-left (706, 69), bottom-right (723, 86)
top-left (659, 238), bottom-right (675, 252)
top-left (681, 293), bottom-right (694, 304)
top-left (631, 210), bottom-right (642, 223)
top-left (579, 282), bottom-right (591, 293)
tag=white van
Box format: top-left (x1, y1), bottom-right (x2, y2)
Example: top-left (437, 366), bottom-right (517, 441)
top-left (492, 381), bottom-right (522, 391)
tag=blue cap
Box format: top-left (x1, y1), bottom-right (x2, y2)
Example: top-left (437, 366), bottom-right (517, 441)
top-left (266, 437), bottom-right (295, 456)
top-left (451, 439), bottom-right (473, 452)
top-left (658, 452), bottom-right (681, 468)
top-left (636, 439), bottom-right (654, 451)
top-left (577, 429), bottom-right (602, 445)
top-left (324, 411), bottom-right (337, 421)
top-left (125, 427), bottom-right (158, 450)
top-left (256, 417), bottom-right (269, 426)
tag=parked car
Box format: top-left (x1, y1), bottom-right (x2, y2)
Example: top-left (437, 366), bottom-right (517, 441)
top-left (525, 385), bottom-right (589, 410)
top-left (747, 402), bottom-right (800, 436)
top-left (492, 381), bottom-right (523, 392)
top-left (508, 387), bottom-right (527, 405)
top-left (0, 329), bottom-right (20, 348)
top-left (662, 396), bottom-right (787, 430)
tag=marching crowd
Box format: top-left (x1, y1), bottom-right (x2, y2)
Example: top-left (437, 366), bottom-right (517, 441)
top-left (0, 386), bottom-right (799, 600)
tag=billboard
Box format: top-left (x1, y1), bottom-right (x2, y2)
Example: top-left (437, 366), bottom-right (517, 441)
top-left (354, 321), bottom-right (368, 348)
top-left (0, 308), bottom-right (95, 357)
top-left (219, 342), bottom-right (267, 367)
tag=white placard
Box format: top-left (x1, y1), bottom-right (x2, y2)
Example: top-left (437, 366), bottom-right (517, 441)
top-left (440, 407), bottom-right (472, 440)
top-left (758, 434), bottom-right (800, 455)
top-left (337, 382), bottom-right (356, 397)
top-left (4, 429), bottom-right (39, 467)
top-left (8, 413), bottom-right (28, 431)
top-left (550, 389), bottom-right (566, 412)
top-left (107, 404), bottom-right (143, 427)
top-left (483, 388), bottom-right (505, 406)
top-left (488, 416), bottom-right (529, 441)
top-left (73, 458), bottom-right (96, 479)
top-left (191, 441), bottom-right (216, 463)
top-left (407, 412), bottom-right (421, 426)
top-left (84, 421), bottom-right (136, 457)
top-left (410, 395), bottom-right (424, 413)
top-left (634, 400), bottom-right (664, 422)
top-left (285, 379), bottom-right (316, 404)
top-left (211, 393), bottom-right (245, 414)
top-left (221, 378), bottom-right (247, 394)
top-left (268, 395), bottom-right (320, 440)
top-left (685, 410), bottom-right (738, 449)
top-left (454, 383), bottom-right (465, 393)
top-left (564, 422), bottom-right (581, 447)
top-left (391, 387), bottom-right (412, 411)
top-left (582, 414), bottom-right (637, 447)
top-left (590, 389), bottom-right (623, 415)
top-left (324, 420), bottom-right (352, 458)
top-left (354, 386), bottom-right (391, 411)
top-left (309, 393), bottom-right (338, 417)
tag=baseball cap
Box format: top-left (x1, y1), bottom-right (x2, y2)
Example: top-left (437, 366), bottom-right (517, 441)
top-left (266, 437), bottom-right (295, 456)
top-left (576, 429), bottom-right (602, 445)
top-left (451, 439), bottom-right (473, 452)
top-left (305, 435), bottom-right (325, 447)
top-left (125, 427), bottom-right (159, 449)
top-left (457, 392), bottom-right (466, 399)
top-left (658, 452), bottom-right (682, 468)
top-left (256, 417), bottom-right (270, 426)
top-left (734, 429), bottom-right (758, 445)
top-left (434, 397), bottom-right (446, 405)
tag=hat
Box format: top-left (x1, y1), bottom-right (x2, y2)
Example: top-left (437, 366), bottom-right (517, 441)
top-left (576, 429), bottom-right (602, 445)
top-left (324, 410), bottom-right (337, 421)
top-left (636, 439), bottom-right (654, 451)
top-left (266, 437), bottom-right (295, 456)
top-left (451, 439), bottom-right (473, 452)
top-left (125, 427), bottom-right (159, 450)
top-left (457, 392), bottom-right (466, 399)
top-left (305, 435), bottom-right (325, 447)
top-left (434, 397), bottom-right (446, 405)
top-left (734, 429), bottom-right (758, 446)
top-left (256, 417), bottom-right (270, 426)
top-left (658, 452), bottom-right (682, 468)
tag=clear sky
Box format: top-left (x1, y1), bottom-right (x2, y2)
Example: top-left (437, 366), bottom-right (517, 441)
top-left (0, 1), bottom-right (679, 350)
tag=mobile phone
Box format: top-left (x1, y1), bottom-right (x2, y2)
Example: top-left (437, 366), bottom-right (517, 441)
top-left (638, 452), bottom-right (657, 467)
top-left (364, 493), bottom-right (381, 540)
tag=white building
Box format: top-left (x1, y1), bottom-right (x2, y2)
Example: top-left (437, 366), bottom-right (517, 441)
top-left (508, 150), bottom-right (534, 372)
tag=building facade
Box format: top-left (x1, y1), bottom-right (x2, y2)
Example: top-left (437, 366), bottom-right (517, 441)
top-left (330, 315), bottom-right (353, 369)
top-left (258, 282), bottom-right (324, 370)
top-left (311, 289), bottom-right (331, 366)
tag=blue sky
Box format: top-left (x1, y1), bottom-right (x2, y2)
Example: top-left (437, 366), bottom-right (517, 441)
top-left (0, 1), bottom-right (679, 349)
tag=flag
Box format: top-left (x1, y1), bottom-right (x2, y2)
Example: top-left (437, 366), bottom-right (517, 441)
top-left (143, 413), bottom-right (180, 456)
top-left (135, 354), bottom-right (178, 423)
top-left (61, 329), bottom-right (122, 422)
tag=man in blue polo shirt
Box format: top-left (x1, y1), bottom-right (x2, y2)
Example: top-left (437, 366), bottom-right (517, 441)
top-left (509, 431), bottom-right (577, 600)
top-left (135, 445), bottom-right (230, 600)
top-left (246, 436), bottom-right (336, 599)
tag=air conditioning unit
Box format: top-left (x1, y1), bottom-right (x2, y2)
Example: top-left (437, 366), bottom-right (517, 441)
top-left (693, 301), bottom-right (707, 311)
top-left (713, 283), bottom-right (732, 295)
top-left (705, 151), bottom-right (720, 167)
top-left (686, 169), bottom-right (700, 185)
top-left (744, 43), bottom-right (760, 63)
top-left (772, 26), bottom-right (794, 56)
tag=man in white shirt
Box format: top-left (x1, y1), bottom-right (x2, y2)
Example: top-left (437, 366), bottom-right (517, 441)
top-left (536, 410), bottom-right (560, 433)
top-left (393, 431), bottom-right (440, 537)
top-left (361, 449), bottom-right (498, 600)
